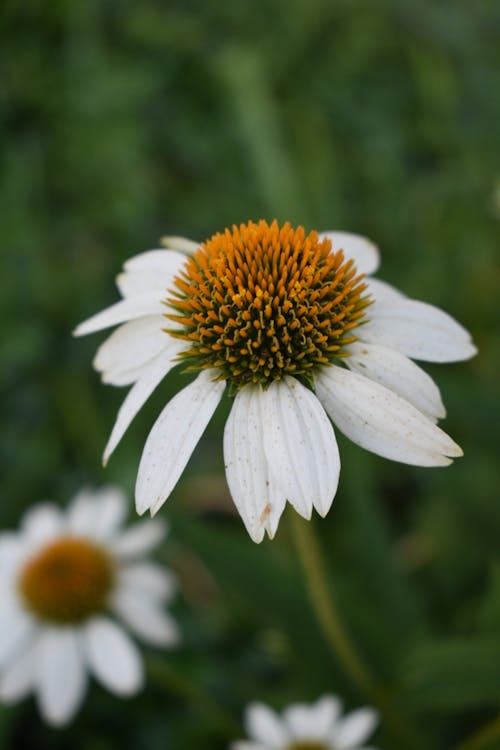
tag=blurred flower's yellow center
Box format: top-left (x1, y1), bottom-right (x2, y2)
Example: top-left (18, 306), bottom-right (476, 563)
top-left (167, 220), bottom-right (370, 389)
top-left (288, 743), bottom-right (329, 750)
top-left (19, 537), bottom-right (114, 623)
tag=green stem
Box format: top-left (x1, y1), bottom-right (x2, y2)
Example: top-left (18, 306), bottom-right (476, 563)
top-left (145, 657), bottom-right (240, 736)
top-left (289, 510), bottom-right (375, 696)
top-left (288, 511), bottom-right (423, 750)
top-left (452, 716), bottom-right (500, 750)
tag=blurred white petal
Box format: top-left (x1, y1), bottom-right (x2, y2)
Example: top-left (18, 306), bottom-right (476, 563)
top-left (36, 628), bottom-right (86, 727)
top-left (111, 519), bottom-right (167, 559)
top-left (83, 617), bottom-right (143, 696)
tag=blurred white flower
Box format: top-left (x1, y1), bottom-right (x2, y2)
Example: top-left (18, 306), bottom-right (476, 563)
top-left (232, 695), bottom-right (379, 750)
top-left (74, 220), bottom-right (476, 543)
top-left (0, 486), bottom-right (179, 727)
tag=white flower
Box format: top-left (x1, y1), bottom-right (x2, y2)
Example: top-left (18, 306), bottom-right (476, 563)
top-left (232, 695), bottom-right (379, 750)
top-left (74, 220), bottom-right (476, 543)
top-left (0, 486), bottom-right (179, 726)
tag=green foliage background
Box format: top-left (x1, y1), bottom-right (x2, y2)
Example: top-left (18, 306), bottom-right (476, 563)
top-left (1, 0), bottom-right (499, 748)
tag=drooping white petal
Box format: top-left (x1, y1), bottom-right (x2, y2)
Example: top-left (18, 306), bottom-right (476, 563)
top-left (231, 743), bottom-right (268, 750)
top-left (245, 702), bottom-right (288, 746)
top-left (346, 341), bottom-right (445, 421)
top-left (262, 377), bottom-right (340, 518)
top-left (136, 370), bottom-right (225, 516)
top-left (223, 386), bottom-right (285, 543)
top-left (0, 633), bottom-right (41, 702)
top-left (111, 519), bottom-right (167, 559)
top-left (332, 707), bottom-right (378, 749)
top-left (123, 248), bottom-right (188, 273)
top-left (160, 236), bottom-right (201, 254)
top-left (83, 617), bottom-right (143, 696)
top-left (319, 231), bottom-right (380, 275)
top-left (103, 346), bottom-right (183, 466)
top-left (284, 695), bottom-right (342, 740)
top-left (118, 562), bottom-right (177, 601)
top-left (111, 589), bottom-right (180, 647)
top-left (93, 316), bottom-right (170, 383)
top-left (315, 366), bottom-right (463, 467)
top-left (67, 486), bottom-right (127, 539)
top-left (73, 295), bottom-right (167, 337)
top-left (360, 298), bottom-right (477, 362)
top-left (36, 628), bottom-right (86, 727)
top-left (21, 503), bottom-right (64, 547)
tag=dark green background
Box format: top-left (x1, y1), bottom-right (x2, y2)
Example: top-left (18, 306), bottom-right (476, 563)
top-left (1, 1), bottom-right (499, 748)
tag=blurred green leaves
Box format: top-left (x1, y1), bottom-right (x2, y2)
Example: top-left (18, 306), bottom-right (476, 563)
top-left (1, 0), bottom-right (499, 748)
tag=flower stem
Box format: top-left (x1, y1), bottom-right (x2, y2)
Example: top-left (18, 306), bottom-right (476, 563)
top-left (145, 657), bottom-right (240, 736)
top-left (452, 716), bottom-right (500, 750)
top-left (288, 511), bottom-right (423, 750)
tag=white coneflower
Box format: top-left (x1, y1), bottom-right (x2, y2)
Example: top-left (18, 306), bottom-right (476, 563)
top-left (232, 695), bottom-right (379, 750)
top-left (0, 486), bottom-right (179, 726)
top-left (74, 220), bottom-right (476, 542)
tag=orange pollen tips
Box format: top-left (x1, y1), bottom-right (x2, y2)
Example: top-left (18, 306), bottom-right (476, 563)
top-left (167, 220), bottom-right (370, 389)
top-left (19, 537), bottom-right (115, 624)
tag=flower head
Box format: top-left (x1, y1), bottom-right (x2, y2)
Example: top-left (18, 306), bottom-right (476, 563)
top-left (0, 487), bottom-right (179, 726)
top-left (74, 220), bottom-right (476, 542)
top-left (232, 695), bottom-right (379, 750)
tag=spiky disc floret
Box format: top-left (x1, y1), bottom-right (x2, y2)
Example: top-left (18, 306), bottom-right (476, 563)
top-left (167, 220), bottom-right (370, 389)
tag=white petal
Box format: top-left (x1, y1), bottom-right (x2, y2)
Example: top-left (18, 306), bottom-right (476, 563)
top-left (117, 250), bottom-right (185, 297)
top-left (111, 519), bottom-right (167, 559)
top-left (245, 702), bottom-right (288, 746)
top-left (21, 503), bottom-right (63, 546)
top-left (124, 248), bottom-right (189, 272)
top-left (83, 617), bottom-right (143, 695)
top-left (284, 695), bottom-right (342, 739)
top-left (159, 236), bottom-right (201, 254)
top-left (73, 295), bottom-right (167, 337)
top-left (315, 366), bottom-right (463, 467)
top-left (333, 708), bottom-right (378, 749)
top-left (320, 231), bottom-right (380, 274)
top-left (36, 628), bottom-right (86, 727)
top-left (346, 342), bottom-right (445, 421)
top-left (0, 633), bottom-right (41, 702)
top-left (0, 535), bottom-right (27, 574)
top-left (223, 386), bottom-right (285, 543)
top-left (136, 370), bottom-right (225, 516)
top-left (231, 743), bottom-right (269, 750)
top-left (111, 589), bottom-right (180, 647)
top-left (93, 316), bottom-right (170, 384)
top-left (118, 563), bottom-right (177, 601)
top-left (262, 377), bottom-right (340, 518)
top-left (67, 486), bottom-right (128, 539)
top-left (361, 298), bottom-right (477, 362)
top-left (0, 610), bottom-right (34, 669)
top-left (365, 277), bottom-right (406, 302)
top-left (103, 347), bottom-right (182, 465)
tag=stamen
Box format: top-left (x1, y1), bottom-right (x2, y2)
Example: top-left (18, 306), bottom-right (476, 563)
top-left (167, 220), bottom-right (370, 389)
